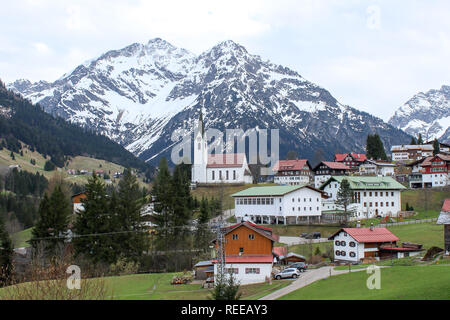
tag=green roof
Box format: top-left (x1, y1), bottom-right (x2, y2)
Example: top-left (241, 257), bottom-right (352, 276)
top-left (319, 176), bottom-right (406, 190)
top-left (231, 185), bottom-right (308, 197)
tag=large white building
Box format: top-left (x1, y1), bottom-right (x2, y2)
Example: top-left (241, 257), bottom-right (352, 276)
top-left (191, 113), bottom-right (252, 184)
top-left (391, 145), bottom-right (433, 161)
top-left (232, 185), bottom-right (325, 225)
top-left (320, 176), bottom-right (406, 220)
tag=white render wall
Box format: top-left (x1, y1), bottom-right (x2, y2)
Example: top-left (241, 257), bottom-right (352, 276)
top-left (423, 173), bottom-right (449, 187)
top-left (234, 187), bottom-right (322, 221)
top-left (206, 166), bottom-right (252, 184)
top-left (322, 182), bottom-right (402, 218)
top-left (314, 175), bottom-right (331, 189)
top-left (332, 231), bottom-right (362, 263)
top-left (274, 175), bottom-right (310, 185)
top-left (214, 263), bottom-right (273, 285)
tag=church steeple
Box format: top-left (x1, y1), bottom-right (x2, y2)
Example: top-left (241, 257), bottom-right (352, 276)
top-left (198, 109), bottom-right (205, 138)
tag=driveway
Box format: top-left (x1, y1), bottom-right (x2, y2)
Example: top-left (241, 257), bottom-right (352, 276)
top-left (278, 236), bottom-right (330, 245)
top-left (259, 266), bottom-right (368, 300)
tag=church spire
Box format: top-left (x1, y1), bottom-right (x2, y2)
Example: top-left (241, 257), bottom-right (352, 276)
top-left (198, 109), bottom-right (205, 137)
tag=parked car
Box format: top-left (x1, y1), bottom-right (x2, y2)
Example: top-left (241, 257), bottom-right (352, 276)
top-left (273, 268), bottom-right (301, 280)
top-left (300, 232), bottom-right (308, 238)
top-left (205, 276), bottom-right (214, 284)
top-left (288, 262), bottom-right (308, 272)
top-left (305, 232), bottom-right (321, 239)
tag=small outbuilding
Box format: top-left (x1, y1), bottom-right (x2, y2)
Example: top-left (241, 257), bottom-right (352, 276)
top-left (278, 252), bottom-right (306, 265)
top-left (193, 260), bottom-right (214, 280)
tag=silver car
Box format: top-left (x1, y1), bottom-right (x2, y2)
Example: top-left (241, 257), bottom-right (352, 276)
top-left (274, 268), bottom-right (301, 280)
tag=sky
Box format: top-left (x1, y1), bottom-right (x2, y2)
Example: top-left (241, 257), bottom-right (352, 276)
top-left (1, 0), bottom-right (449, 121)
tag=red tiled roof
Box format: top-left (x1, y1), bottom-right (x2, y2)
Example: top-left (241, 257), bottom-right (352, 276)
top-left (221, 221), bottom-right (278, 242)
top-left (442, 199), bottom-right (450, 212)
top-left (335, 153), bottom-right (367, 162)
top-left (273, 246), bottom-right (287, 257)
top-left (272, 159), bottom-right (310, 172)
top-left (421, 154), bottom-right (450, 167)
top-left (207, 153), bottom-right (246, 168)
top-left (212, 255), bottom-right (274, 264)
top-left (328, 227), bottom-right (400, 243)
top-left (321, 161), bottom-right (351, 170)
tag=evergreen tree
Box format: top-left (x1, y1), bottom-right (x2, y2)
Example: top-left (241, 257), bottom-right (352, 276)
top-left (410, 137), bottom-right (417, 145)
top-left (44, 160), bottom-right (56, 171)
top-left (336, 179), bottom-right (354, 226)
top-left (417, 133), bottom-right (423, 145)
top-left (433, 139), bottom-right (440, 155)
top-left (73, 173), bottom-right (116, 264)
top-left (0, 216), bottom-right (13, 287)
top-left (30, 186), bottom-right (71, 255)
top-left (366, 134), bottom-right (387, 160)
top-left (210, 271), bottom-right (242, 300)
top-left (115, 168), bottom-right (147, 261)
top-left (195, 197), bottom-right (212, 254)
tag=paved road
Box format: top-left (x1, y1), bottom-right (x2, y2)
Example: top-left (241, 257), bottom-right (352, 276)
top-left (259, 266), bottom-right (367, 300)
top-left (278, 236), bottom-right (330, 245)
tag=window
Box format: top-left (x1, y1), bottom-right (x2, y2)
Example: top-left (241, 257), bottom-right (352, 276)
top-left (298, 207), bottom-right (301, 211)
top-left (341, 241), bottom-right (346, 246)
top-left (364, 202), bottom-right (367, 207)
top-left (369, 192), bottom-right (372, 196)
top-left (375, 202), bottom-right (378, 207)
top-left (344, 232), bottom-right (347, 237)
top-left (233, 170), bottom-right (236, 180)
top-left (226, 170), bottom-right (229, 180)
top-left (239, 248), bottom-right (244, 253)
top-left (335, 250), bottom-right (341, 256)
top-left (219, 171), bottom-right (222, 180)
top-left (245, 268), bottom-right (260, 274)
top-left (391, 192), bottom-right (394, 196)
top-left (349, 241), bottom-right (356, 247)
top-left (391, 202), bottom-right (394, 207)
top-left (232, 234), bottom-right (238, 240)
top-left (341, 251), bottom-right (346, 256)
top-left (292, 198), bottom-right (295, 202)
top-left (257, 198), bottom-right (261, 205)
top-left (380, 202), bottom-right (383, 207)
top-left (375, 192), bottom-right (378, 197)
top-left (335, 240), bottom-right (340, 246)
top-left (252, 198), bottom-right (256, 205)
top-left (370, 202), bottom-right (373, 207)
top-left (248, 234), bottom-right (255, 240)
top-left (386, 202), bottom-right (389, 207)
top-left (292, 207), bottom-right (295, 211)
top-left (225, 268), bottom-right (239, 274)
top-left (271, 198), bottom-right (274, 205)
top-left (212, 171), bottom-right (215, 180)
top-left (364, 192), bottom-right (367, 197)
top-left (349, 252), bottom-right (356, 258)
top-left (198, 143), bottom-right (201, 150)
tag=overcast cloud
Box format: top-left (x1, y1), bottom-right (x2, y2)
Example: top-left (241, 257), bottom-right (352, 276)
top-left (1, 0), bottom-right (449, 121)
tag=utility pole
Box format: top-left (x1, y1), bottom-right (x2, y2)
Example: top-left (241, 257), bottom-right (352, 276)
top-left (213, 220), bottom-right (226, 285)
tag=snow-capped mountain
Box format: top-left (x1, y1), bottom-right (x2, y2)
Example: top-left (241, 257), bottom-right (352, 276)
top-left (389, 85), bottom-right (450, 143)
top-left (8, 38), bottom-right (410, 165)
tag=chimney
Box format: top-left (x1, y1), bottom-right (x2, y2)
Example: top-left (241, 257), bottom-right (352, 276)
top-left (356, 220), bottom-right (361, 228)
top-left (370, 223), bottom-right (374, 231)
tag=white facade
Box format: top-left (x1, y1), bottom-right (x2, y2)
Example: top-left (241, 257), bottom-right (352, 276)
top-left (314, 175), bottom-right (331, 189)
top-left (215, 263), bottom-right (273, 285)
top-left (358, 161), bottom-right (395, 176)
top-left (274, 175), bottom-right (310, 185)
top-left (234, 186), bottom-right (322, 224)
top-left (73, 203), bottom-right (84, 213)
top-left (322, 180), bottom-right (402, 219)
top-left (422, 172), bottom-right (449, 187)
top-left (332, 231), bottom-right (365, 262)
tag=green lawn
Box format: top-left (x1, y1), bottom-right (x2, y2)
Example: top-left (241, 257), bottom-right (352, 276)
top-left (0, 272), bottom-right (293, 300)
top-left (386, 222), bottom-right (443, 249)
top-left (11, 227), bottom-right (33, 248)
top-left (279, 265), bottom-right (450, 300)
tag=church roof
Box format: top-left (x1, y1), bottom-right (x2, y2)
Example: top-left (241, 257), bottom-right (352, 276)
top-left (206, 153), bottom-right (246, 168)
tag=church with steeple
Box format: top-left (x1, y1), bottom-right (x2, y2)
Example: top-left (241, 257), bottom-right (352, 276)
top-left (191, 111), bottom-right (253, 185)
